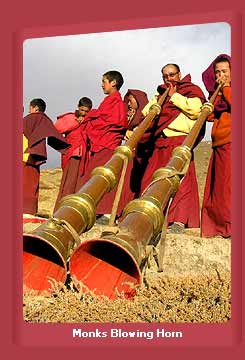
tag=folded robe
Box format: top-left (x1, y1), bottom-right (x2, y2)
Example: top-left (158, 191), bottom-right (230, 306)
top-left (23, 112), bottom-right (70, 165)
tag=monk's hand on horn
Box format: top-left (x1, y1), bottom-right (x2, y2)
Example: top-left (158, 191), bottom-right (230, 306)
top-left (167, 82), bottom-right (177, 97)
top-left (217, 69), bottom-right (231, 88)
top-left (222, 78), bottom-right (231, 88)
top-left (216, 78), bottom-right (225, 95)
top-left (216, 77), bottom-right (225, 85)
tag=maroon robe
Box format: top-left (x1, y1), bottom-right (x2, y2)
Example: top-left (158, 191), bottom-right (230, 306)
top-left (116, 89), bottom-right (149, 216)
top-left (23, 112), bottom-right (69, 214)
top-left (81, 91), bottom-right (127, 153)
top-left (201, 54), bottom-right (231, 237)
top-left (53, 156), bottom-right (83, 213)
top-left (138, 75), bottom-right (206, 228)
top-left (55, 112), bottom-right (88, 170)
top-left (53, 112), bottom-right (89, 212)
top-left (23, 163), bottom-right (41, 215)
top-left (201, 143), bottom-right (231, 237)
top-left (78, 91), bottom-right (127, 215)
top-left (140, 136), bottom-right (200, 228)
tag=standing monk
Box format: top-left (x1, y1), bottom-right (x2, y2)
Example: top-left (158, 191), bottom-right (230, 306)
top-left (140, 64), bottom-right (206, 233)
top-left (201, 54), bottom-right (231, 238)
top-left (53, 97), bottom-right (93, 212)
top-left (23, 98), bottom-right (70, 215)
top-left (115, 89), bottom-right (149, 217)
top-left (78, 70), bottom-right (128, 218)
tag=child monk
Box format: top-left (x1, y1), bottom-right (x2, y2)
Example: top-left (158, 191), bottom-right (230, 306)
top-left (53, 97), bottom-right (92, 212)
top-left (23, 98), bottom-right (70, 215)
top-left (114, 89), bottom-right (149, 217)
top-left (78, 70), bottom-right (128, 219)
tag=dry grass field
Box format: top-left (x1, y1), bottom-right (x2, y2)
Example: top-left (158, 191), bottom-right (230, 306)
top-left (23, 141), bottom-right (231, 323)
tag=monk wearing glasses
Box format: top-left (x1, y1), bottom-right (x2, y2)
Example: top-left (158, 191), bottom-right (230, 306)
top-left (138, 63), bottom-right (206, 234)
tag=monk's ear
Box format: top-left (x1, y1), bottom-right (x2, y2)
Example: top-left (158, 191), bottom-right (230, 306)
top-left (111, 79), bottom-right (117, 88)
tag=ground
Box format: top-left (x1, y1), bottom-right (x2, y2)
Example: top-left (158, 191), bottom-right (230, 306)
top-left (23, 141), bottom-right (231, 323)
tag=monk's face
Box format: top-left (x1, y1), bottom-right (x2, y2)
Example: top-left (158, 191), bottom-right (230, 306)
top-left (128, 95), bottom-right (138, 111)
top-left (214, 61), bottom-right (231, 86)
top-left (78, 105), bottom-right (91, 118)
top-left (29, 105), bottom-right (39, 113)
top-left (127, 94), bottom-right (138, 121)
top-left (101, 76), bottom-right (116, 95)
top-left (161, 65), bottom-right (181, 84)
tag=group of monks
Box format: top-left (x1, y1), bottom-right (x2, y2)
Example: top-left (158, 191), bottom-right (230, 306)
top-left (23, 54), bottom-right (231, 239)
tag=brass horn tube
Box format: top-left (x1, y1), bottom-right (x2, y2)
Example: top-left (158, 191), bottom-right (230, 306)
top-left (23, 88), bottom-right (169, 296)
top-left (69, 85), bottom-right (221, 299)
top-left (183, 83), bottom-right (223, 149)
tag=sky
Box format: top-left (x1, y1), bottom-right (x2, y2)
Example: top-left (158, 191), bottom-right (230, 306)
top-left (23, 22), bottom-right (231, 168)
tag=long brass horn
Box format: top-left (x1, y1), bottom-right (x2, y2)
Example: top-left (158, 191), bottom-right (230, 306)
top-left (23, 88), bottom-right (170, 295)
top-left (68, 84), bottom-right (223, 299)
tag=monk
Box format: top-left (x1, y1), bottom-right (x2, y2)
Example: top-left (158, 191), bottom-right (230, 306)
top-left (78, 70), bottom-right (128, 218)
top-left (23, 98), bottom-right (70, 215)
top-left (139, 63), bottom-right (206, 233)
top-left (114, 89), bottom-right (149, 217)
top-left (53, 97), bottom-right (93, 212)
top-left (201, 54), bottom-right (231, 238)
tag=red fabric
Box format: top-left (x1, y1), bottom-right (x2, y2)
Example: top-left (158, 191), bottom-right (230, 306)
top-left (82, 91), bottom-right (127, 153)
top-left (140, 136), bottom-right (200, 228)
top-left (53, 156), bottom-right (82, 213)
top-left (23, 112), bottom-right (70, 165)
top-left (78, 149), bottom-right (116, 215)
top-left (116, 153), bottom-right (148, 216)
top-left (201, 143), bottom-right (231, 237)
top-left (55, 112), bottom-right (80, 133)
top-left (222, 86), bottom-right (231, 106)
top-left (55, 112), bottom-right (88, 170)
top-left (23, 162), bottom-right (40, 214)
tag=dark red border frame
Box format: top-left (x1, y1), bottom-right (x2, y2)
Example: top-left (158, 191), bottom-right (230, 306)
top-left (2, 0), bottom-right (244, 358)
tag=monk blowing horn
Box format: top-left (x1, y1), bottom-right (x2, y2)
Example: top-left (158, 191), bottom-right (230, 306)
top-left (23, 88), bottom-right (170, 296)
top-left (68, 83), bottom-right (223, 299)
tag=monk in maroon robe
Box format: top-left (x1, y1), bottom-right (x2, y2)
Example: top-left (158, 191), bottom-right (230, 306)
top-left (201, 54), bottom-right (231, 238)
top-left (23, 98), bottom-right (70, 215)
top-left (53, 97), bottom-right (92, 212)
top-left (115, 89), bottom-right (149, 216)
top-left (138, 64), bottom-right (206, 233)
top-left (78, 71), bottom-right (127, 216)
